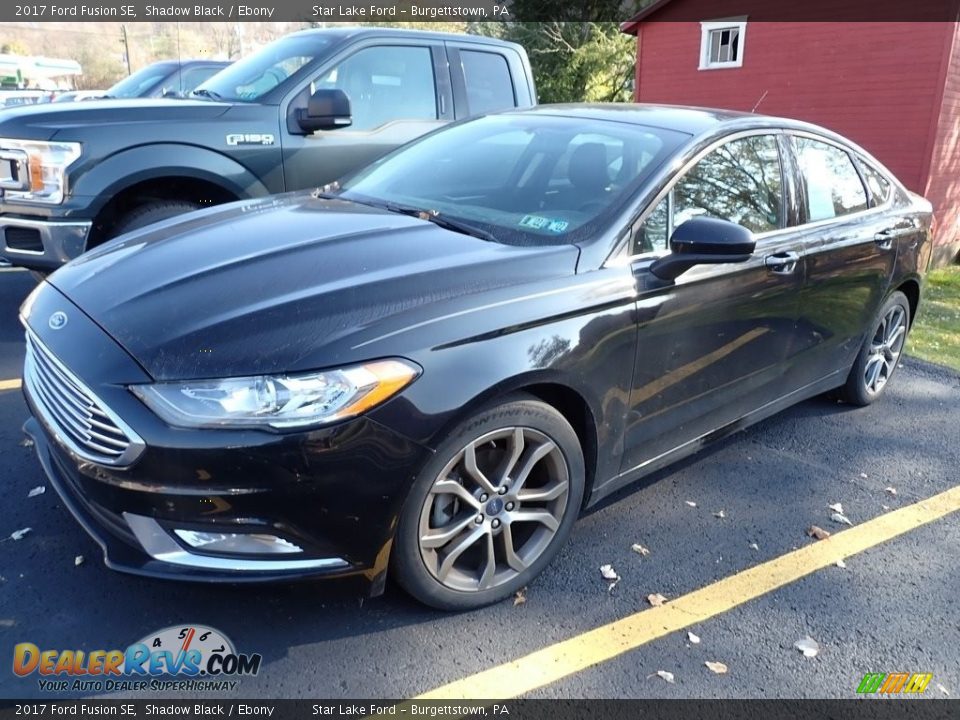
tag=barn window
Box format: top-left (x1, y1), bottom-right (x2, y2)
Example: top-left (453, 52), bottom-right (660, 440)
top-left (699, 19), bottom-right (747, 70)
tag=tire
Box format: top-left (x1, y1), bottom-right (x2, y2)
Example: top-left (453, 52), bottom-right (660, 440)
top-left (114, 200), bottom-right (201, 236)
top-left (839, 290), bottom-right (910, 407)
top-left (392, 394), bottom-right (585, 610)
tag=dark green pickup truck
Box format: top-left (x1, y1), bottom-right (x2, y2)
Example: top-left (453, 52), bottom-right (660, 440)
top-left (0, 28), bottom-right (536, 271)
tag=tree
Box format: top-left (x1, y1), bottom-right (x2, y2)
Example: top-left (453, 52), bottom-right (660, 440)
top-left (1, 41), bottom-right (29, 55)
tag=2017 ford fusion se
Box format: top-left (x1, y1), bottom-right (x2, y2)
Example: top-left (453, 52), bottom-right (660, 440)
top-left (21, 105), bottom-right (931, 610)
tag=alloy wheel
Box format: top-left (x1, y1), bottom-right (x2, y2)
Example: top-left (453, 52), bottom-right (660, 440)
top-left (864, 305), bottom-right (907, 395)
top-left (417, 426), bottom-right (569, 593)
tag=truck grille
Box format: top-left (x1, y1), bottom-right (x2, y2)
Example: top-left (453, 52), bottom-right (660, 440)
top-left (24, 330), bottom-right (144, 466)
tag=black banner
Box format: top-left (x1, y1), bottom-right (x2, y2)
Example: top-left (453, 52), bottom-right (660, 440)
top-left (1, 701), bottom-right (959, 720)
top-left (0, 0), bottom-right (959, 22)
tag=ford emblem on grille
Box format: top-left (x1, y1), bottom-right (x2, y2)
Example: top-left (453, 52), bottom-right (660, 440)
top-left (48, 312), bottom-right (68, 330)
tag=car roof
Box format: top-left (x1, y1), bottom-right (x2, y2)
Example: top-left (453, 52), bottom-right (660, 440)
top-left (288, 26), bottom-right (524, 50)
top-left (506, 103), bottom-right (846, 141)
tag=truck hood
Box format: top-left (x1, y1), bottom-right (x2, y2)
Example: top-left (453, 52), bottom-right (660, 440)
top-left (47, 193), bottom-right (579, 380)
top-left (0, 99), bottom-right (230, 141)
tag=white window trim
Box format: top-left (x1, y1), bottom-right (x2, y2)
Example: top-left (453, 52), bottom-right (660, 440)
top-left (699, 19), bottom-right (747, 71)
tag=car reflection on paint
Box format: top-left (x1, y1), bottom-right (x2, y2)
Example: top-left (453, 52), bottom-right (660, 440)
top-left (20, 104), bottom-right (931, 609)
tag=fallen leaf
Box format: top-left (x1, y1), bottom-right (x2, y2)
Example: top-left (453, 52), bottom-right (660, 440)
top-left (827, 502), bottom-right (844, 514)
top-left (859, 472), bottom-right (868, 479)
top-left (705, 661), bottom-right (728, 674)
top-left (27, 486), bottom-right (45, 498)
top-left (881, 505), bottom-right (890, 511)
top-left (651, 670), bottom-right (675, 684)
top-left (74, 555), bottom-right (84, 567)
top-left (599, 564), bottom-right (619, 581)
top-left (685, 501), bottom-right (697, 508)
top-left (647, 592), bottom-right (668, 607)
top-left (830, 512), bottom-right (853, 526)
top-left (10, 528), bottom-right (31, 541)
top-left (835, 559), bottom-right (846, 568)
top-left (687, 631), bottom-right (701, 645)
top-left (712, 510), bottom-right (726, 519)
top-left (794, 636), bottom-right (820, 658)
top-left (748, 542), bottom-right (759, 551)
top-left (936, 683), bottom-right (949, 696)
top-left (807, 526), bottom-right (831, 541)
top-left (885, 486), bottom-right (897, 496)
top-left (631, 543), bottom-right (651, 557)
top-left (19, 438), bottom-right (34, 448)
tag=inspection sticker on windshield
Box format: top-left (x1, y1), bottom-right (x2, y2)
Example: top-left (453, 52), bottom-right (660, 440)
top-left (519, 215), bottom-right (569, 233)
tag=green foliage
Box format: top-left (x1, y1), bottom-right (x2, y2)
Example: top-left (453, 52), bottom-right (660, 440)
top-left (908, 264), bottom-right (960, 371)
top-left (495, 22), bottom-right (635, 103)
top-left (1, 41), bottom-right (30, 55)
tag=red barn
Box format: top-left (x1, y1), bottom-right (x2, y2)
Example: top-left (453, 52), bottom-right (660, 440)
top-left (622, 5), bottom-right (960, 266)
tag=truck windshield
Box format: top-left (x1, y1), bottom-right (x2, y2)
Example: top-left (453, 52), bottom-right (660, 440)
top-left (339, 114), bottom-right (689, 246)
top-left (106, 63), bottom-right (176, 98)
top-left (193, 35), bottom-right (333, 103)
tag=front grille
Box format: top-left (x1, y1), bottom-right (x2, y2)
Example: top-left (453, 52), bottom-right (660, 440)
top-left (24, 330), bottom-right (144, 466)
top-left (5, 226), bottom-right (43, 252)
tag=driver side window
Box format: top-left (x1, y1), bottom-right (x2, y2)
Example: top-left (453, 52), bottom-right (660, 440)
top-left (633, 134), bottom-right (783, 256)
top-left (314, 45), bottom-right (437, 131)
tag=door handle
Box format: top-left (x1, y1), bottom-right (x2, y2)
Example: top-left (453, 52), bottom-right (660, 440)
top-left (764, 251), bottom-right (800, 275)
top-left (874, 224), bottom-right (915, 250)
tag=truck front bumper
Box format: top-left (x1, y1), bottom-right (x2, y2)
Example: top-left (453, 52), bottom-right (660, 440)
top-left (0, 215), bottom-right (91, 271)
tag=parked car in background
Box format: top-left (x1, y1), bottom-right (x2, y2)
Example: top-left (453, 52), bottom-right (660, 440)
top-left (20, 105), bottom-right (931, 609)
top-left (100, 59), bottom-right (231, 100)
top-left (52, 90), bottom-right (108, 103)
top-left (0, 28), bottom-right (535, 273)
top-left (0, 90), bottom-right (52, 108)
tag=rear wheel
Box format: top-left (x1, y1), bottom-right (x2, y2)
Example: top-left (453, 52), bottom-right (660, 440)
top-left (114, 200), bottom-right (201, 236)
top-left (392, 395), bottom-right (584, 610)
top-left (839, 290), bottom-right (910, 406)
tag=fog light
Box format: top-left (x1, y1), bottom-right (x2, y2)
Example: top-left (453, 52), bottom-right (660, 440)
top-left (173, 529), bottom-right (303, 555)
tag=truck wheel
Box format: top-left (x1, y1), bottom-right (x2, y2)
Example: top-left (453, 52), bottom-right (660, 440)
top-left (114, 200), bottom-right (201, 236)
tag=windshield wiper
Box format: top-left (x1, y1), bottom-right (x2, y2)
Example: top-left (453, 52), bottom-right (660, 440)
top-left (190, 88), bottom-right (222, 101)
top-left (383, 203), bottom-right (498, 243)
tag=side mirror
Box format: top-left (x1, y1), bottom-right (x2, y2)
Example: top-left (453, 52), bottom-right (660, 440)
top-left (649, 216), bottom-right (756, 282)
top-left (297, 88), bottom-right (352, 133)
top-left (161, 87), bottom-right (181, 98)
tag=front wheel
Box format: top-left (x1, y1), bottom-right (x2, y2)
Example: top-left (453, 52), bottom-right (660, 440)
top-left (839, 290), bottom-right (910, 406)
top-left (392, 395), bottom-right (584, 610)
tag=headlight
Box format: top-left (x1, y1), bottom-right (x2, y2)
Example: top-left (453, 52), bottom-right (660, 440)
top-left (130, 359), bottom-right (420, 430)
top-left (0, 139), bottom-right (82, 204)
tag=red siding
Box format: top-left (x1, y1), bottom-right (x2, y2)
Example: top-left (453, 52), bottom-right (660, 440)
top-left (923, 25), bottom-right (960, 265)
top-left (634, 21), bottom-right (947, 194)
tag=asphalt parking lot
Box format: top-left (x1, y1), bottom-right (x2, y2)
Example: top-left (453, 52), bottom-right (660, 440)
top-left (0, 267), bottom-right (957, 700)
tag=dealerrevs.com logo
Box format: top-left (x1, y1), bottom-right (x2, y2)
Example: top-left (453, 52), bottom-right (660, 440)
top-left (13, 625), bottom-right (262, 693)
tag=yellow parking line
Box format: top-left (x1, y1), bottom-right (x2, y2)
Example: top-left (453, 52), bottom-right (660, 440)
top-left (0, 379), bottom-right (21, 391)
top-left (417, 484), bottom-right (960, 700)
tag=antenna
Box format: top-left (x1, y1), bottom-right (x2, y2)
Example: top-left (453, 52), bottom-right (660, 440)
top-left (751, 90), bottom-right (768, 113)
top-left (177, 22), bottom-right (184, 96)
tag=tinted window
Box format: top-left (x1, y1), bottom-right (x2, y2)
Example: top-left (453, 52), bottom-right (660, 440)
top-left (794, 137), bottom-right (868, 221)
top-left (634, 196), bottom-right (669, 254)
top-left (181, 66), bottom-right (224, 94)
top-left (461, 50), bottom-right (515, 114)
top-left (673, 134), bottom-right (783, 234)
top-left (859, 159), bottom-right (892, 207)
top-left (106, 63), bottom-right (175, 98)
top-left (340, 114), bottom-right (688, 245)
top-left (317, 46), bottom-right (436, 131)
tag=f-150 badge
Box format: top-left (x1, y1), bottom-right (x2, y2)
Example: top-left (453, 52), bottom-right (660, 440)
top-left (226, 133), bottom-right (275, 146)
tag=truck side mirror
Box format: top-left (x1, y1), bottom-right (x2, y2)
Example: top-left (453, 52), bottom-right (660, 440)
top-left (297, 89), bottom-right (353, 132)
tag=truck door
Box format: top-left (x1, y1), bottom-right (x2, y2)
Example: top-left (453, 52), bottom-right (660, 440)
top-left (280, 41), bottom-right (453, 191)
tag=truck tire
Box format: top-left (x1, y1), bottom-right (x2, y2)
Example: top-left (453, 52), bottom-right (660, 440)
top-left (114, 200), bottom-right (201, 236)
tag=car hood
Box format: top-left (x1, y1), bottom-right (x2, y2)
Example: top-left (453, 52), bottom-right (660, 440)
top-left (48, 193), bottom-right (580, 380)
top-left (0, 99), bottom-right (230, 141)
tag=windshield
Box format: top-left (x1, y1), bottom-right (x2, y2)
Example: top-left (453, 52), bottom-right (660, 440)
top-left (194, 34), bottom-right (332, 103)
top-left (106, 63), bottom-right (175, 98)
top-left (339, 114), bottom-right (689, 245)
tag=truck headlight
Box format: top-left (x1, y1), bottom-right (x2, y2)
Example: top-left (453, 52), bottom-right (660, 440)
top-left (0, 139), bottom-right (81, 204)
top-left (130, 359), bottom-right (420, 430)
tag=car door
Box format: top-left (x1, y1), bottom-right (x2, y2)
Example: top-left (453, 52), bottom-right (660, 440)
top-left (280, 41), bottom-right (453, 191)
top-left (785, 134), bottom-right (903, 387)
top-left (617, 132), bottom-right (808, 473)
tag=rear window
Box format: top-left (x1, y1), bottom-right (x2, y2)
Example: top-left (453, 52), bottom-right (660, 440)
top-left (858, 158), bottom-right (893, 207)
top-left (461, 50), bottom-right (515, 114)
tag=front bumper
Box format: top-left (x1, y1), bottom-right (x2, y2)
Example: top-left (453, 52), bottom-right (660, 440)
top-left (1, 214), bottom-right (91, 270)
top-left (21, 284), bottom-right (433, 594)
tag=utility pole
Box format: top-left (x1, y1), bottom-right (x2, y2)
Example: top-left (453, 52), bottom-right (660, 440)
top-left (120, 25), bottom-right (131, 76)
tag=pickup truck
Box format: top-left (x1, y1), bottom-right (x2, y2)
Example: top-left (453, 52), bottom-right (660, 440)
top-left (0, 28), bottom-right (536, 272)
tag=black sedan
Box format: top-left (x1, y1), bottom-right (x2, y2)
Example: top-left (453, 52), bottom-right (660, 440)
top-left (20, 105), bottom-right (931, 610)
